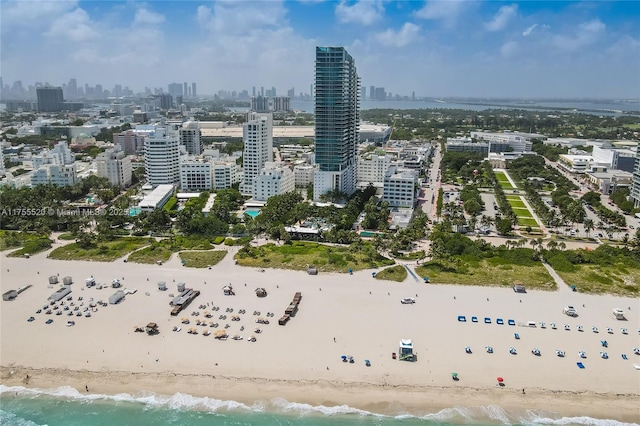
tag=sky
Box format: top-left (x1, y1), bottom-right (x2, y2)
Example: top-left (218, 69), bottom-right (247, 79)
top-left (1, 0), bottom-right (639, 99)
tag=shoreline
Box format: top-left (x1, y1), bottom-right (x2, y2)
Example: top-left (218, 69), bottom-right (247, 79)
top-left (2, 366), bottom-right (639, 422)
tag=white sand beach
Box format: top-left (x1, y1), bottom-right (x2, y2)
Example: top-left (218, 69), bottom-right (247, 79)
top-left (1, 243), bottom-right (639, 421)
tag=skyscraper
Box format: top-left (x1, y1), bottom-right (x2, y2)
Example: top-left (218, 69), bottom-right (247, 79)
top-left (192, 82), bottom-right (197, 98)
top-left (36, 86), bottom-right (64, 112)
top-left (313, 46), bottom-right (360, 201)
top-left (144, 126), bottom-right (181, 187)
top-left (179, 121), bottom-right (203, 155)
top-left (240, 112), bottom-right (273, 196)
top-left (631, 148), bottom-right (640, 208)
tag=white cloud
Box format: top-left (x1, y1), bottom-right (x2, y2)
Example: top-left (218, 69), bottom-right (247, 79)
top-left (522, 24), bottom-right (538, 37)
top-left (552, 19), bottom-right (606, 51)
top-left (1, 0), bottom-right (77, 29)
top-left (133, 8), bottom-right (165, 25)
top-left (375, 23), bottom-right (421, 47)
top-left (485, 4), bottom-right (517, 32)
top-left (414, 0), bottom-right (466, 27)
top-left (335, 0), bottom-right (384, 26)
top-left (501, 40), bottom-right (519, 57)
top-left (45, 8), bottom-right (98, 42)
top-left (197, 1), bottom-right (287, 34)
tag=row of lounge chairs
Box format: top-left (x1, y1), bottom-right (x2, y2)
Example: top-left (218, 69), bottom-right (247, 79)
top-left (458, 316), bottom-right (516, 326)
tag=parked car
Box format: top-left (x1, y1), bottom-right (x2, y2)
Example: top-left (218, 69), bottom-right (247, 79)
top-left (563, 306), bottom-right (578, 317)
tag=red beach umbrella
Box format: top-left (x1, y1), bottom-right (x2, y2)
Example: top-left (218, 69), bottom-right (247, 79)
top-left (497, 377), bottom-right (504, 383)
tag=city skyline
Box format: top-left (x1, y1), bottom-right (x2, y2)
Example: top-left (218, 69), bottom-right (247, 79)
top-left (1, 1), bottom-right (639, 99)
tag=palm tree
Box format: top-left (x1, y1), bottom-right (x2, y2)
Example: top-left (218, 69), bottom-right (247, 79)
top-left (583, 219), bottom-right (594, 239)
top-left (546, 240), bottom-right (558, 251)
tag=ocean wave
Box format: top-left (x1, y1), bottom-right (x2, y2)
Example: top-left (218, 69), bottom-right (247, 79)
top-left (0, 408), bottom-right (46, 426)
top-left (0, 385), bottom-right (635, 425)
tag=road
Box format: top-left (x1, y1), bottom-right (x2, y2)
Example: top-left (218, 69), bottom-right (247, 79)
top-left (418, 144), bottom-right (442, 220)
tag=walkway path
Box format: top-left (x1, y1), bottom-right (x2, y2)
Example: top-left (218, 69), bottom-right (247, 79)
top-left (542, 261), bottom-right (573, 294)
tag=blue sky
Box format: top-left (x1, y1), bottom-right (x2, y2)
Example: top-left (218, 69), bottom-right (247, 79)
top-left (1, 1), bottom-right (639, 98)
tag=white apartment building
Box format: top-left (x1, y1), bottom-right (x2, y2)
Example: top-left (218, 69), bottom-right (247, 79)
top-left (357, 154), bottom-right (392, 184)
top-left (470, 131), bottom-right (543, 152)
top-left (180, 158), bottom-right (212, 191)
top-left (213, 162), bottom-right (241, 190)
top-left (138, 184), bottom-right (175, 212)
top-left (241, 112), bottom-right (273, 195)
top-left (293, 164), bottom-right (316, 187)
top-left (31, 164), bottom-right (77, 186)
top-left (51, 141), bottom-right (75, 165)
top-left (382, 166), bottom-right (418, 208)
top-left (96, 146), bottom-right (132, 187)
top-left (253, 162), bottom-right (295, 202)
top-left (179, 121), bottom-right (203, 155)
top-left (144, 126), bottom-right (180, 187)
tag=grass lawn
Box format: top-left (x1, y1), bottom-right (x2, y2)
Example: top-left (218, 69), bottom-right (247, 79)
top-left (416, 259), bottom-right (556, 290)
top-left (57, 233), bottom-right (76, 241)
top-left (127, 246), bottom-right (173, 264)
top-left (48, 237), bottom-right (148, 262)
top-left (179, 250), bottom-right (227, 268)
top-left (517, 217), bottom-right (539, 227)
top-left (553, 265), bottom-right (639, 297)
top-left (494, 171), bottom-right (514, 189)
top-left (374, 265), bottom-right (408, 282)
top-left (235, 241), bottom-right (395, 273)
top-left (507, 199), bottom-right (527, 209)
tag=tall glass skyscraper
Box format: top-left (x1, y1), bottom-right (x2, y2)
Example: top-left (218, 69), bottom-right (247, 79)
top-left (313, 46), bottom-right (360, 200)
top-left (630, 148), bottom-right (640, 208)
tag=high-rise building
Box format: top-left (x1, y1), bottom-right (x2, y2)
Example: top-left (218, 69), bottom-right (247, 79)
top-left (183, 82), bottom-right (188, 97)
top-left (631, 148), bottom-right (640, 208)
top-left (369, 85), bottom-right (375, 100)
top-left (374, 87), bottom-right (386, 101)
top-left (240, 112), bottom-right (273, 195)
top-left (144, 126), bottom-right (181, 187)
top-left (159, 93), bottom-right (173, 109)
top-left (168, 83), bottom-right (183, 97)
top-left (114, 129), bottom-right (147, 155)
top-left (253, 162), bottom-right (295, 201)
top-left (67, 78), bottom-right (77, 99)
top-left (192, 82), bottom-right (197, 98)
top-left (96, 145), bottom-right (132, 187)
top-left (313, 46), bottom-right (360, 200)
top-left (36, 86), bottom-right (64, 112)
top-left (180, 158), bottom-right (212, 191)
top-left (179, 121), bottom-right (203, 155)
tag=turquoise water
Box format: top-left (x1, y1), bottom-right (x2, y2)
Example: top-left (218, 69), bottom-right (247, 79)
top-left (1, 386), bottom-right (635, 426)
top-left (360, 231), bottom-right (383, 238)
top-left (129, 207), bottom-right (141, 217)
top-left (245, 210), bottom-right (261, 218)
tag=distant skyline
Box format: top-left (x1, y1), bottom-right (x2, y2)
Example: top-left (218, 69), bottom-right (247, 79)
top-left (1, 1), bottom-right (639, 99)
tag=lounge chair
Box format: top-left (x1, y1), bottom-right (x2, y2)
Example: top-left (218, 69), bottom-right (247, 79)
top-left (532, 348), bottom-right (541, 356)
top-left (632, 347), bottom-right (640, 355)
top-left (621, 328), bottom-right (628, 334)
top-left (465, 346), bottom-right (472, 354)
top-left (592, 326), bottom-right (598, 333)
top-left (484, 317), bottom-right (491, 324)
top-left (458, 315), bottom-right (466, 322)
top-left (539, 322), bottom-right (546, 329)
top-left (578, 351), bottom-right (587, 358)
top-left (601, 340), bottom-right (608, 347)
top-left (471, 316), bottom-right (478, 323)
top-left (556, 350), bottom-right (565, 357)
top-left (600, 352), bottom-right (608, 359)
top-left (485, 346), bottom-right (494, 353)
top-left (509, 347), bottom-right (517, 355)
top-left (365, 359), bottom-right (371, 367)
top-left (564, 324), bottom-right (570, 331)
top-left (607, 327), bottom-right (614, 334)
top-left (514, 333), bottom-right (520, 340)
top-left (622, 354), bottom-right (628, 360)
top-left (577, 325), bottom-right (584, 332)
top-left (577, 362), bottom-right (585, 369)
top-left (550, 323), bottom-right (557, 329)
top-left (507, 319), bottom-right (515, 326)
top-left (496, 318), bottom-right (504, 325)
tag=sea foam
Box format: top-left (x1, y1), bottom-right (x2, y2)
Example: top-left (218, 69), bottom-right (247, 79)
top-left (0, 384), bottom-right (636, 425)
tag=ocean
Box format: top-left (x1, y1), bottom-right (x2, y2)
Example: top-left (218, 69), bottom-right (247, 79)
top-left (290, 99), bottom-right (640, 116)
top-left (0, 385), bottom-right (635, 426)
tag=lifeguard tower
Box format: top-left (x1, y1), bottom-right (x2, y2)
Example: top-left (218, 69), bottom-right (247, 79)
top-left (398, 339), bottom-right (416, 362)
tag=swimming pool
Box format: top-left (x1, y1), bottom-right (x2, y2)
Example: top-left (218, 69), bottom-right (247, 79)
top-left (360, 231), bottom-right (383, 237)
top-left (244, 209), bottom-right (261, 218)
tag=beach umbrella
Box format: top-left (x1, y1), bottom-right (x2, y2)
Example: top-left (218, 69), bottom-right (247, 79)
top-left (451, 372), bottom-right (458, 378)
top-left (497, 377), bottom-right (504, 383)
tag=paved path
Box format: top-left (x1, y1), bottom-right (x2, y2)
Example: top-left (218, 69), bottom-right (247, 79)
top-left (542, 261), bottom-right (573, 294)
